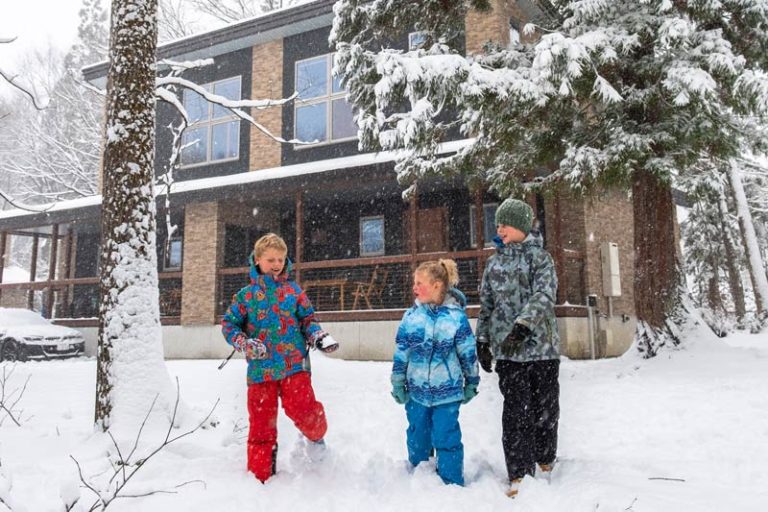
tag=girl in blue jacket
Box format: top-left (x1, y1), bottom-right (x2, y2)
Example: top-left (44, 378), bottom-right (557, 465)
top-left (391, 259), bottom-right (480, 486)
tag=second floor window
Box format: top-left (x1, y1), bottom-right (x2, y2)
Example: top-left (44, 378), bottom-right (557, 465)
top-left (181, 76), bottom-right (241, 166)
top-left (295, 54), bottom-right (356, 145)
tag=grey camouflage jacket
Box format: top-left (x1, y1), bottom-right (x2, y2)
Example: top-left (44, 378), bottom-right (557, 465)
top-left (476, 232), bottom-right (560, 362)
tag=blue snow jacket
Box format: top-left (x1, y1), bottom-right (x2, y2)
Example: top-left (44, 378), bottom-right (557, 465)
top-left (391, 288), bottom-right (480, 407)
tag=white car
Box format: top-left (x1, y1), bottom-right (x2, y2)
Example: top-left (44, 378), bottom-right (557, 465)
top-left (0, 308), bottom-right (86, 362)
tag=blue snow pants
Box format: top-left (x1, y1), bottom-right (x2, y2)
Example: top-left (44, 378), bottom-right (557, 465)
top-left (405, 399), bottom-right (464, 486)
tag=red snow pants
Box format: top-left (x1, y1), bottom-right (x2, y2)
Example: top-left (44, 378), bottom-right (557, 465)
top-left (246, 371), bottom-right (327, 482)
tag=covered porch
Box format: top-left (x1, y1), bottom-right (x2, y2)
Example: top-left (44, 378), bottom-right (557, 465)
top-left (1, 161), bottom-right (633, 360)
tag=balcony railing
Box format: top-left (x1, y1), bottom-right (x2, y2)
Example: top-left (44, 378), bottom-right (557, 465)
top-left (217, 249), bottom-right (495, 320)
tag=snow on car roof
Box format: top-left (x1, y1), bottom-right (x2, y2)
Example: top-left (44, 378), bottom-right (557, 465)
top-left (0, 308), bottom-right (51, 327)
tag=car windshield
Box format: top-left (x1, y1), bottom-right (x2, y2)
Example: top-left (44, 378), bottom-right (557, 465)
top-left (0, 309), bottom-right (51, 327)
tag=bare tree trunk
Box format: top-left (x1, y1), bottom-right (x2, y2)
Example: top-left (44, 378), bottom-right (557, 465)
top-left (632, 171), bottom-right (682, 356)
top-left (96, 0), bottom-right (173, 429)
top-left (728, 165), bottom-right (768, 324)
top-left (718, 194), bottom-right (746, 323)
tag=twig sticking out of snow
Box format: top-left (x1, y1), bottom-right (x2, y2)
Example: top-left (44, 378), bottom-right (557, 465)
top-left (67, 378), bottom-right (218, 511)
top-left (0, 365), bottom-right (30, 427)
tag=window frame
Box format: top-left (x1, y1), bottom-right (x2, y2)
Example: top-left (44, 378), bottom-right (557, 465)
top-left (408, 31), bottom-right (429, 51)
top-left (163, 236), bottom-right (184, 271)
top-left (359, 215), bottom-right (386, 257)
top-left (469, 202), bottom-right (499, 248)
top-left (293, 53), bottom-right (357, 147)
top-left (179, 76), bottom-right (242, 168)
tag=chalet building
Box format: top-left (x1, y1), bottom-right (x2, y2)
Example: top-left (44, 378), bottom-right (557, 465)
top-left (0, 0), bottom-right (637, 361)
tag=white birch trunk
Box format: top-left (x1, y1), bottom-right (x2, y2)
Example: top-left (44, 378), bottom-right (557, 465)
top-left (728, 163), bottom-right (768, 323)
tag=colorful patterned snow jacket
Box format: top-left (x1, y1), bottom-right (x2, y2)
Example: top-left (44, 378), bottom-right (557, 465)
top-left (476, 232), bottom-right (560, 362)
top-left (391, 288), bottom-right (480, 407)
top-left (221, 255), bottom-right (326, 385)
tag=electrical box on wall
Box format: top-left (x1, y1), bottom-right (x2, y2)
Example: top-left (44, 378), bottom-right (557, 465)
top-left (600, 242), bottom-right (621, 297)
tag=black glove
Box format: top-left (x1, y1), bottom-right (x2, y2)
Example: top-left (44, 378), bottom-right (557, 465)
top-left (477, 341), bottom-right (493, 373)
top-left (504, 323), bottom-right (534, 354)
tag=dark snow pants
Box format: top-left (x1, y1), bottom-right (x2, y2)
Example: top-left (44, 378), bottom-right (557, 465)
top-left (405, 400), bottom-right (464, 486)
top-left (247, 372), bottom-right (327, 482)
top-left (496, 359), bottom-right (560, 481)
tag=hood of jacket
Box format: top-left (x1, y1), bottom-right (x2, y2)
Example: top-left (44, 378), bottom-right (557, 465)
top-left (248, 252), bottom-right (294, 286)
top-left (493, 230), bottom-right (544, 256)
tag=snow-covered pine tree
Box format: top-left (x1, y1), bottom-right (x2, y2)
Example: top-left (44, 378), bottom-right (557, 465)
top-left (332, 0), bottom-right (768, 354)
top-left (96, 0), bottom-right (176, 430)
top-left (680, 175), bottom-right (747, 332)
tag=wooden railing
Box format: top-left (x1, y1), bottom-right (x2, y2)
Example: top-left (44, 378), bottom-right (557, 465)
top-left (0, 272), bottom-right (183, 322)
top-left (218, 249), bottom-right (496, 317)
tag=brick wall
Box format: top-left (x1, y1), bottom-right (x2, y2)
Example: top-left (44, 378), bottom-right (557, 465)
top-left (181, 202), bottom-right (224, 325)
top-left (249, 39), bottom-right (284, 171)
top-left (465, 0), bottom-right (535, 56)
top-left (583, 188), bottom-right (635, 317)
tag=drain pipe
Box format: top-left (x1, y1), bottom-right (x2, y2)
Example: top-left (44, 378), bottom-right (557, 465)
top-left (586, 295), bottom-right (597, 360)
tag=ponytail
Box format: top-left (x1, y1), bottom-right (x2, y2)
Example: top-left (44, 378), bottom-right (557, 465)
top-left (415, 258), bottom-right (459, 290)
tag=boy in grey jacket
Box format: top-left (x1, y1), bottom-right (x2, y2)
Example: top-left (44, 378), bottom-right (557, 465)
top-left (476, 198), bottom-right (560, 498)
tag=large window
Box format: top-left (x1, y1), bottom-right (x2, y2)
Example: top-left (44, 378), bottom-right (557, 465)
top-left (295, 54), bottom-right (357, 144)
top-left (360, 216), bottom-right (385, 256)
top-left (181, 77), bottom-right (241, 166)
top-left (470, 203), bottom-right (499, 248)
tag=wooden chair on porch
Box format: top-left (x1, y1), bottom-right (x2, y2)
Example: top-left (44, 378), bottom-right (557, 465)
top-left (350, 266), bottom-right (389, 310)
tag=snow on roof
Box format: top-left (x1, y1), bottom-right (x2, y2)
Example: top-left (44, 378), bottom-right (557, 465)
top-left (83, 0), bottom-right (334, 84)
top-left (0, 139), bottom-right (473, 222)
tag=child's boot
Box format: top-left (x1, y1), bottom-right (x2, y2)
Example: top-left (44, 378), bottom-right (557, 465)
top-left (292, 434), bottom-right (327, 467)
top-left (537, 461), bottom-right (555, 482)
top-left (505, 478), bottom-right (523, 498)
top-left (305, 437), bottom-right (327, 463)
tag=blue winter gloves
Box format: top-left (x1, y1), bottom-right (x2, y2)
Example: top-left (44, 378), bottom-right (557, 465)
top-left (462, 383), bottom-right (479, 404)
top-left (391, 382), bottom-right (409, 404)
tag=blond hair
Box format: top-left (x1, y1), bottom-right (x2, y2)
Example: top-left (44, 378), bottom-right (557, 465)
top-left (415, 259), bottom-right (459, 291)
top-left (254, 233), bottom-right (288, 258)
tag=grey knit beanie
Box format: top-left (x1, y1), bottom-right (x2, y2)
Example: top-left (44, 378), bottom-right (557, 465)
top-left (495, 198), bottom-right (533, 235)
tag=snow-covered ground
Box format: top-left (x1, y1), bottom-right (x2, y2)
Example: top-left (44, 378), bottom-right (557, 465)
top-left (1, 323), bottom-right (767, 511)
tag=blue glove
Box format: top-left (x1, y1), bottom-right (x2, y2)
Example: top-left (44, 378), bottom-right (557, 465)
top-left (391, 382), bottom-right (409, 404)
top-left (462, 383), bottom-right (478, 404)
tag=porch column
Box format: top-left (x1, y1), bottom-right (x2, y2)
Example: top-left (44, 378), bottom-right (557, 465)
top-left (0, 231), bottom-right (6, 303)
top-left (59, 228), bottom-right (75, 315)
top-left (42, 225), bottom-right (59, 318)
top-left (28, 233), bottom-right (39, 310)
top-left (294, 190), bottom-right (304, 283)
top-left (407, 192), bottom-right (418, 307)
top-left (181, 202), bottom-right (223, 325)
top-left (473, 188), bottom-right (487, 285)
top-left (554, 191), bottom-right (566, 304)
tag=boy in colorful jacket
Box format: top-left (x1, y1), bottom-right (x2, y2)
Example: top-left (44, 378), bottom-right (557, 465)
top-left (476, 198), bottom-right (560, 498)
top-left (221, 233), bottom-right (339, 482)
top-left (391, 259), bottom-right (480, 486)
